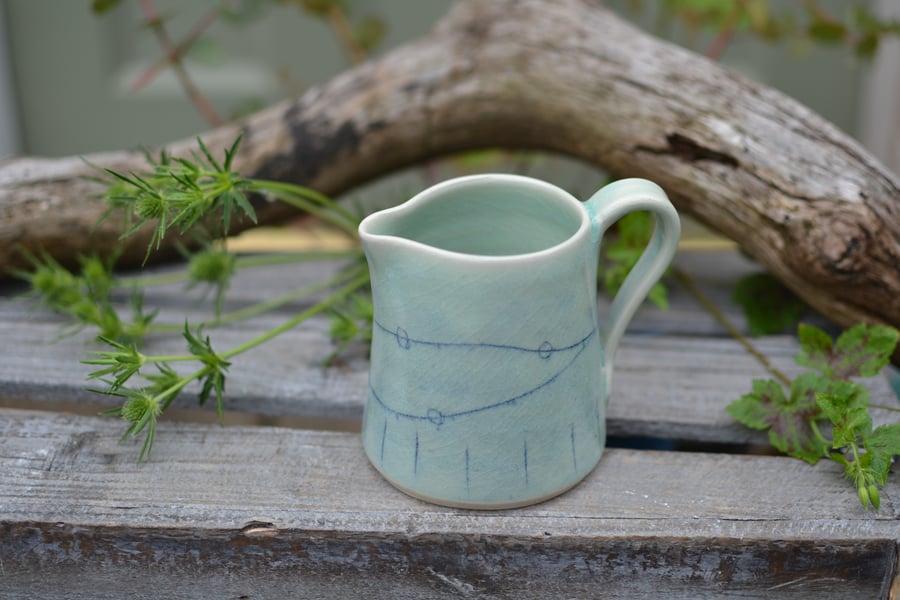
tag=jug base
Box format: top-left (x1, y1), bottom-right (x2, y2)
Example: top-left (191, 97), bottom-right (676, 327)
top-left (368, 460), bottom-right (596, 510)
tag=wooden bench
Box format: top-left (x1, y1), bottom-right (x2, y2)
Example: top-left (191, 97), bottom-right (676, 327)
top-left (1, 247), bottom-right (898, 599)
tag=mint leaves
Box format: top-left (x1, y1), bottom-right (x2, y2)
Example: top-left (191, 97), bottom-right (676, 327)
top-left (728, 323), bottom-right (900, 511)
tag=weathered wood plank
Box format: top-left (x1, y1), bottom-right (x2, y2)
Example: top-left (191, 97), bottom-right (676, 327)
top-left (0, 408), bottom-right (896, 599)
top-left (1, 250), bottom-right (894, 445)
top-left (2, 312), bottom-right (894, 442)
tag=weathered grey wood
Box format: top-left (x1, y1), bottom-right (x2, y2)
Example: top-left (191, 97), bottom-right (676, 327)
top-left (2, 245), bottom-right (899, 597)
top-left (4, 315), bottom-right (896, 444)
top-left (0, 408), bottom-right (896, 599)
top-left (1, 250), bottom-right (894, 446)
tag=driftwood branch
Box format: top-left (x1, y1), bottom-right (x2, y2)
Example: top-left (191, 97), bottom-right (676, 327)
top-left (2, 0), bottom-right (899, 335)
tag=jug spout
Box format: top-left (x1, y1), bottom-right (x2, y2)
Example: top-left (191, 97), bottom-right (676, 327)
top-left (359, 174), bottom-right (589, 260)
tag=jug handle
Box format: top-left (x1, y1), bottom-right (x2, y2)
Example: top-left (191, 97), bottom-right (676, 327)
top-left (585, 178), bottom-right (681, 382)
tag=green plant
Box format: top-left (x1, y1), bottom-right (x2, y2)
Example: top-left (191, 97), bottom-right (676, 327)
top-left (18, 137), bottom-right (368, 461)
top-left (732, 272), bottom-right (807, 336)
top-left (601, 211), bottom-right (669, 311)
top-left (623, 0), bottom-right (900, 60)
top-left (92, 0), bottom-right (386, 125)
top-left (727, 323), bottom-right (900, 511)
top-left (14, 251), bottom-right (156, 344)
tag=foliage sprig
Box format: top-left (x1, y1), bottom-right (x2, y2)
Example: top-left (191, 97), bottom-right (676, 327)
top-left (99, 137), bottom-right (256, 263)
top-left (14, 251), bottom-right (156, 344)
top-left (630, 0), bottom-right (900, 60)
top-left (728, 323), bottom-right (900, 511)
top-left (13, 136), bottom-right (370, 461)
top-left (601, 211), bottom-right (669, 310)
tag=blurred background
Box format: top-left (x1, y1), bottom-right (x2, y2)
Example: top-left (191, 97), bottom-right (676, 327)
top-left (0, 0), bottom-right (897, 180)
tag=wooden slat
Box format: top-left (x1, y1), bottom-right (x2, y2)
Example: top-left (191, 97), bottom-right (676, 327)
top-left (1, 250), bottom-right (896, 444)
top-left (1, 315), bottom-right (895, 443)
top-left (3, 247), bottom-right (899, 598)
top-left (0, 408), bottom-right (897, 599)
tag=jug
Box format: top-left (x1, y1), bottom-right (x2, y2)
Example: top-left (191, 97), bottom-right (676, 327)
top-left (358, 174), bottom-right (680, 509)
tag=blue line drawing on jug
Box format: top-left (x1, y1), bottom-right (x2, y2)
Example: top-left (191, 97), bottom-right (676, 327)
top-left (375, 320), bottom-right (592, 356)
top-left (369, 322), bottom-right (596, 428)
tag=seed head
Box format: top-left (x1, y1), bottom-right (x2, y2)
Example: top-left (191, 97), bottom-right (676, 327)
top-left (121, 393), bottom-right (162, 423)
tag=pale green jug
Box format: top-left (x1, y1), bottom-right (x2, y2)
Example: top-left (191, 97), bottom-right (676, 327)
top-left (359, 174), bottom-right (680, 508)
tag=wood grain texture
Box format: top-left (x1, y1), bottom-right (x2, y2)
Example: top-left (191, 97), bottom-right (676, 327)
top-left (2, 248), bottom-right (899, 597)
top-left (1, 408), bottom-right (897, 599)
top-left (1, 251), bottom-right (895, 445)
top-left (1, 0), bottom-right (898, 339)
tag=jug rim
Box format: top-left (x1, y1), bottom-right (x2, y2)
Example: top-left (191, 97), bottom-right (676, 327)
top-left (358, 173), bottom-right (591, 263)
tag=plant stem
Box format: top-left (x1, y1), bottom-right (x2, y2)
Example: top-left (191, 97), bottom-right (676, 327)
top-left (137, 264), bottom-right (365, 336)
top-left (158, 366), bottom-right (206, 411)
top-left (215, 268), bottom-right (364, 325)
top-left (221, 270), bottom-right (370, 360)
top-left (706, 4), bottom-right (740, 61)
top-left (137, 0), bottom-right (224, 126)
top-left (809, 418), bottom-right (831, 452)
top-left (326, 2), bottom-right (367, 65)
top-left (247, 180), bottom-right (361, 234)
top-left (117, 250), bottom-right (361, 288)
top-left (672, 267), bottom-right (793, 387)
top-left (150, 269), bottom-right (369, 413)
top-left (139, 354), bottom-right (204, 363)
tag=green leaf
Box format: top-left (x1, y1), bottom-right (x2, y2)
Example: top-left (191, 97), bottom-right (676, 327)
top-left (815, 381), bottom-right (872, 448)
top-left (833, 324), bottom-right (899, 378)
top-left (144, 363), bottom-right (183, 397)
top-left (732, 273), bottom-right (806, 335)
top-left (855, 32), bottom-right (880, 59)
top-left (780, 373), bottom-right (831, 462)
top-left (664, 0), bottom-right (741, 29)
top-left (865, 423), bottom-right (900, 484)
top-left (220, 189), bottom-right (257, 232)
top-left (186, 247), bottom-right (236, 317)
top-left (223, 135), bottom-right (243, 171)
top-left (185, 37), bottom-right (226, 67)
top-left (867, 422), bottom-right (900, 455)
top-left (92, 0), bottom-right (124, 14)
top-left (647, 282), bottom-right (669, 311)
top-left (601, 211), bottom-right (669, 311)
top-left (727, 375), bottom-right (829, 463)
top-left (353, 16), bottom-right (385, 53)
top-left (727, 379), bottom-right (782, 430)
top-left (796, 323), bottom-right (833, 371)
top-left (299, 0), bottom-right (344, 18)
top-left (796, 323), bottom-right (899, 379)
top-left (808, 18), bottom-right (847, 43)
top-left (196, 137), bottom-right (223, 172)
top-left (84, 337), bottom-right (147, 389)
top-left (182, 324), bottom-right (230, 419)
top-left (745, 0), bottom-right (782, 40)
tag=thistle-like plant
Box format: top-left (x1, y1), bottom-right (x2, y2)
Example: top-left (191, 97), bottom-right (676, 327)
top-left (17, 136), bottom-right (370, 461)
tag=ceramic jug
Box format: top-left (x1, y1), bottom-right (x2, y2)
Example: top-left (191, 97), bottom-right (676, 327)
top-left (358, 174), bottom-right (680, 509)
